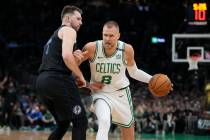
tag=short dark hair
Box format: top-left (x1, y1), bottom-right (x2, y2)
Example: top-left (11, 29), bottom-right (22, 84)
top-left (103, 21), bottom-right (119, 31)
top-left (61, 5), bottom-right (82, 20)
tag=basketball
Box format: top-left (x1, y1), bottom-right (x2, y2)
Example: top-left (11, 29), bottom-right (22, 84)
top-left (148, 74), bottom-right (172, 97)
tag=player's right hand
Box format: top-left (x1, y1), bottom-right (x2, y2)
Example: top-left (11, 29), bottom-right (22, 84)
top-left (171, 83), bottom-right (174, 91)
top-left (75, 76), bottom-right (86, 88)
top-left (87, 82), bottom-right (104, 90)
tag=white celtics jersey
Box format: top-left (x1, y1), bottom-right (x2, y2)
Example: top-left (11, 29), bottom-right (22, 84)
top-left (90, 40), bottom-right (130, 92)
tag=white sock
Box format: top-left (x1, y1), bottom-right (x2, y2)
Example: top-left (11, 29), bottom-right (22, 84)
top-left (95, 99), bottom-right (111, 140)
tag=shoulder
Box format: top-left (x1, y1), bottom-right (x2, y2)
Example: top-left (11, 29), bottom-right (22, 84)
top-left (85, 41), bottom-right (96, 48)
top-left (124, 43), bottom-right (134, 54)
top-left (123, 43), bottom-right (135, 63)
top-left (83, 41), bottom-right (97, 60)
top-left (83, 41), bottom-right (96, 52)
top-left (58, 26), bottom-right (76, 39)
top-left (60, 26), bottom-right (76, 33)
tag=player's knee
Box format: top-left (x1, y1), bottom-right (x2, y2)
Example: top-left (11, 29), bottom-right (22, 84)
top-left (98, 116), bottom-right (111, 129)
top-left (56, 120), bottom-right (71, 131)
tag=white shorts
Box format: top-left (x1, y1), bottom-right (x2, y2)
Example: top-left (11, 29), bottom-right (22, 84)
top-left (91, 87), bottom-right (134, 128)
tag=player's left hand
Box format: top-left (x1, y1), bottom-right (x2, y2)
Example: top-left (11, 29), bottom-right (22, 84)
top-left (73, 49), bottom-right (88, 64)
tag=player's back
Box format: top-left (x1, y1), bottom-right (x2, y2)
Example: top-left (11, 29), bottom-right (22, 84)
top-left (38, 25), bottom-right (73, 75)
top-left (90, 40), bottom-right (130, 92)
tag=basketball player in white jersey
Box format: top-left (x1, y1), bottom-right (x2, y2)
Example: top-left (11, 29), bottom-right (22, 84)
top-left (74, 21), bottom-right (152, 140)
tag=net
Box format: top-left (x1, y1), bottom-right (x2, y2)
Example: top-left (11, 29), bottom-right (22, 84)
top-left (187, 55), bottom-right (201, 71)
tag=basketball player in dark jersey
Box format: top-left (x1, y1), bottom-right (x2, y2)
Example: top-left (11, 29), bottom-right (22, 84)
top-left (36, 5), bottom-right (87, 140)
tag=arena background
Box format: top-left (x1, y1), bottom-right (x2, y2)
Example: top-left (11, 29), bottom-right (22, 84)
top-left (0, 0), bottom-right (210, 139)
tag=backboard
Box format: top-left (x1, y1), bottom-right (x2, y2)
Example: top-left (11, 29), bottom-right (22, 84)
top-left (172, 34), bottom-right (210, 63)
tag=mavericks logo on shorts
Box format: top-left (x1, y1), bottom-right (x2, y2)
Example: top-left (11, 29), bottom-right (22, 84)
top-left (73, 105), bottom-right (82, 115)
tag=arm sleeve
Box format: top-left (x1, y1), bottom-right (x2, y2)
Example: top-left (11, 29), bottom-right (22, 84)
top-left (127, 64), bottom-right (152, 83)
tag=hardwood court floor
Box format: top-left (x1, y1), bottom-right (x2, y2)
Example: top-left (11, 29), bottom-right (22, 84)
top-left (0, 130), bottom-right (209, 140)
top-left (0, 130), bottom-right (119, 140)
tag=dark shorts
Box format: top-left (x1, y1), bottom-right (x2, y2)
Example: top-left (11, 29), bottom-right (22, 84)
top-left (36, 71), bottom-right (86, 121)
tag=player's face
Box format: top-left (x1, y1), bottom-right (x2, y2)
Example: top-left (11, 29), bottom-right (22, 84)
top-left (70, 11), bottom-right (82, 31)
top-left (102, 26), bottom-right (120, 49)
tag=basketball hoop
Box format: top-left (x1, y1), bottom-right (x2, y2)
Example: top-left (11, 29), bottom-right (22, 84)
top-left (187, 55), bottom-right (201, 71)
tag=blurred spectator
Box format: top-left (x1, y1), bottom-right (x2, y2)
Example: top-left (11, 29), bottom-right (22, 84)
top-left (25, 103), bottom-right (42, 130)
top-left (39, 104), bottom-right (56, 130)
top-left (0, 76), bottom-right (17, 130)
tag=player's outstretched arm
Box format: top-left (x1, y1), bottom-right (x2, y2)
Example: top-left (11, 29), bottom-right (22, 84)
top-left (73, 50), bottom-right (89, 65)
top-left (73, 42), bottom-right (96, 65)
top-left (125, 44), bottom-right (152, 83)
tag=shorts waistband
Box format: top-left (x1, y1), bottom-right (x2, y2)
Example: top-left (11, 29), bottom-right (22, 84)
top-left (116, 86), bottom-right (129, 91)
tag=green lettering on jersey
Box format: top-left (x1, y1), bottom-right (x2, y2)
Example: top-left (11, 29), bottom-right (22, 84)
top-left (101, 75), bottom-right (112, 84)
top-left (95, 63), bottom-right (121, 74)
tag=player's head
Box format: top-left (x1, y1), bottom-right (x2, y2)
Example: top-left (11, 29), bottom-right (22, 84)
top-left (61, 5), bottom-right (83, 31)
top-left (102, 21), bottom-right (120, 49)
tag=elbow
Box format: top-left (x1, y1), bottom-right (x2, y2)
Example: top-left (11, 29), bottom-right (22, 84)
top-left (128, 71), bottom-right (135, 79)
top-left (62, 53), bottom-right (69, 61)
top-left (62, 52), bottom-right (76, 66)
top-left (62, 52), bottom-right (73, 61)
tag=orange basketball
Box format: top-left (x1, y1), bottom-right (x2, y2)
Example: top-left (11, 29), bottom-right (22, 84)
top-left (148, 74), bottom-right (172, 97)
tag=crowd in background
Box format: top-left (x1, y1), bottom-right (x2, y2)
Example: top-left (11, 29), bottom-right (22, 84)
top-left (0, 73), bottom-right (206, 135)
top-left (0, 0), bottom-right (210, 135)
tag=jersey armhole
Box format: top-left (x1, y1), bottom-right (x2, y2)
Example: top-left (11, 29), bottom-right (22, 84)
top-left (56, 25), bottom-right (68, 40)
top-left (122, 43), bottom-right (127, 66)
top-left (89, 41), bottom-right (98, 62)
